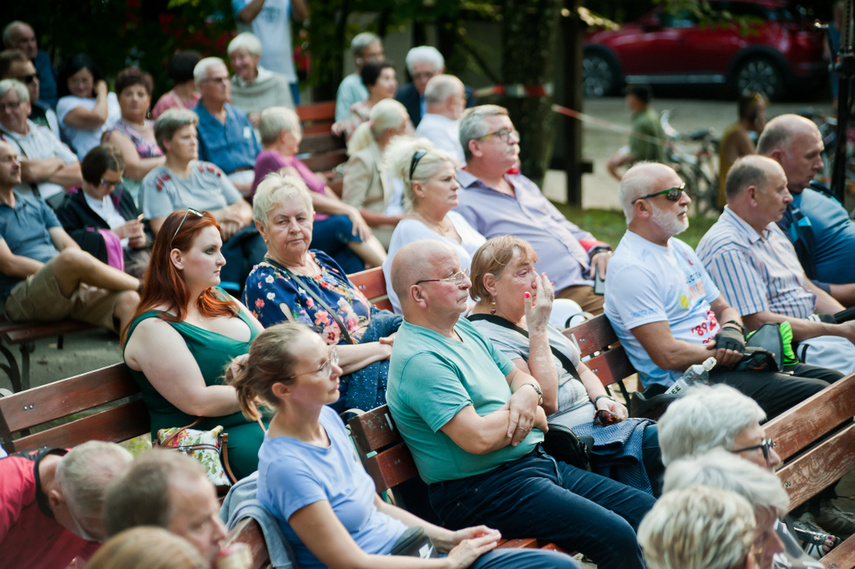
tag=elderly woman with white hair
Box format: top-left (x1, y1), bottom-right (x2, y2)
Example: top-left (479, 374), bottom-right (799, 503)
top-left (341, 98), bottom-right (411, 248)
top-left (638, 485), bottom-right (758, 569)
top-left (228, 32), bottom-right (294, 127)
top-left (659, 384), bottom-right (841, 560)
top-left (252, 106), bottom-right (385, 272)
top-left (244, 173), bottom-right (402, 412)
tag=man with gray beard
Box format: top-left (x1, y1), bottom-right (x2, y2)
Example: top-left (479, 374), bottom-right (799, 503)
top-left (604, 162), bottom-right (832, 419)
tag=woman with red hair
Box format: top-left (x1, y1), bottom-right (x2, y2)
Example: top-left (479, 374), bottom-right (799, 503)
top-left (122, 209), bottom-right (265, 479)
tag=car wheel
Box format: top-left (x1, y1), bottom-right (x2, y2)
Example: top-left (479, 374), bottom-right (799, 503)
top-left (582, 51), bottom-right (619, 97)
top-left (733, 57), bottom-right (784, 100)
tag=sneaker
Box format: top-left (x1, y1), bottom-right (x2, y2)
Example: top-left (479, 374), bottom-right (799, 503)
top-left (815, 500), bottom-right (855, 540)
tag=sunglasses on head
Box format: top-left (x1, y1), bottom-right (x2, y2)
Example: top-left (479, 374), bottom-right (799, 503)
top-left (632, 183), bottom-right (686, 204)
top-left (170, 208), bottom-right (204, 247)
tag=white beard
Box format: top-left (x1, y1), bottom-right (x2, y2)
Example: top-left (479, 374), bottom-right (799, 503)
top-left (651, 204), bottom-right (689, 236)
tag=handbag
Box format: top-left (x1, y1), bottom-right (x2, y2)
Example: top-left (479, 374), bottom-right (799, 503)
top-left (542, 423), bottom-right (593, 471)
top-left (157, 419), bottom-right (237, 487)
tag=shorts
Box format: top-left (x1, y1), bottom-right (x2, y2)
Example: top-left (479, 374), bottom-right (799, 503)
top-left (5, 259), bottom-right (122, 331)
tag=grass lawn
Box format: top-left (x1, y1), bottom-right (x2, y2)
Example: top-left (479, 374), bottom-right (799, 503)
top-left (551, 202), bottom-right (718, 251)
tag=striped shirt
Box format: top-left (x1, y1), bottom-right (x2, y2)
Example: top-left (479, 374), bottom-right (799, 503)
top-left (696, 207), bottom-right (816, 319)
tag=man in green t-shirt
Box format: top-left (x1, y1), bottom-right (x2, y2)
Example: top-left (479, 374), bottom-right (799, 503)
top-left (385, 239), bottom-right (655, 569)
top-left (607, 83), bottom-right (667, 181)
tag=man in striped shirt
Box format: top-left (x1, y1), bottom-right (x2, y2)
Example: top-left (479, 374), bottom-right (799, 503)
top-left (696, 155), bottom-right (855, 376)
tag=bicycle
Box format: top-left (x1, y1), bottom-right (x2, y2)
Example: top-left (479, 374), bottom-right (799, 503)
top-left (660, 110), bottom-right (720, 217)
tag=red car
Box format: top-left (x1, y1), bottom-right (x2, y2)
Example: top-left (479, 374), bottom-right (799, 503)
top-left (583, 0), bottom-right (827, 99)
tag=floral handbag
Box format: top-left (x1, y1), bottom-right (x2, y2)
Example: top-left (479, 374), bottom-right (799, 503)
top-left (157, 419), bottom-right (237, 487)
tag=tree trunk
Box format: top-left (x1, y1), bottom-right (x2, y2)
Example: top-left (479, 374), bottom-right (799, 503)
top-left (500, 0), bottom-right (562, 188)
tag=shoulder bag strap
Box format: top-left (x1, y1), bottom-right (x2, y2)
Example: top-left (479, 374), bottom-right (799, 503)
top-left (158, 417), bottom-right (203, 447)
top-left (467, 313), bottom-right (580, 381)
top-left (262, 256), bottom-right (354, 344)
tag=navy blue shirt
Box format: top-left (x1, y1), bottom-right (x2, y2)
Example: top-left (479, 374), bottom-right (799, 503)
top-left (193, 102), bottom-right (260, 174)
top-left (0, 193), bottom-right (60, 298)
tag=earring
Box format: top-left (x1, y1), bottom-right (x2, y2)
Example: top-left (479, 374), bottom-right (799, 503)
top-left (490, 299), bottom-right (496, 315)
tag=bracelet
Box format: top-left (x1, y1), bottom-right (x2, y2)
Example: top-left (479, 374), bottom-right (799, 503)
top-left (593, 394), bottom-right (615, 407)
top-left (724, 320), bottom-right (745, 334)
top-left (520, 382), bottom-right (543, 404)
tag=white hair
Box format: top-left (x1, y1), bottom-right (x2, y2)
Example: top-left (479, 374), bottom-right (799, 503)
top-left (638, 485), bottom-right (756, 569)
top-left (347, 98), bottom-right (408, 155)
top-left (252, 172), bottom-right (314, 230)
top-left (258, 106), bottom-right (300, 145)
top-left (193, 57), bottom-right (226, 84)
top-left (424, 74), bottom-right (463, 106)
top-left (228, 32), bottom-right (262, 57)
top-left (663, 448), bottom-right (790, 515)
top-left (405, 46), bottom-right (444, 74)
top-left (2, 21), bottom-right (29, 49)
top-left (56, 441), bottom-right (134, 521)
top-left (351, 32), bottom-right (381, 57)
top-left (0, 78), bottom-right (29, 103)
top-left (658, 384), bottom-right (766, 466)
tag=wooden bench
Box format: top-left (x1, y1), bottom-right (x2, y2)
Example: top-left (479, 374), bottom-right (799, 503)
top-left (296, 101), bottom-right (347, 196)
top-left (764, 372), bottom-right (855, 569)
top-left (348, 266), bottom-right (393, 312)
top-left (0, 317), bottom-right (95, 393)
top-left (347, 405), bottom-right (568, 553)
top-left (0, 362), bottom-right (147, 454)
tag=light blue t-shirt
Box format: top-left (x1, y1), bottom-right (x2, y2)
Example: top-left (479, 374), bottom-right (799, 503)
top-left (387, 318), bottom-right (543, 485)
top-left (605, 231), bottom-right (721, 388)
top-left (792, 188), bottom-right (855, 284)
top-left (257, 406), bottom-right (406, 569)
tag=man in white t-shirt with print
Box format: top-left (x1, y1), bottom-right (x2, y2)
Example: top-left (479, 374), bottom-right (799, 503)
top-left (604, 162), bottom-right (834, 419)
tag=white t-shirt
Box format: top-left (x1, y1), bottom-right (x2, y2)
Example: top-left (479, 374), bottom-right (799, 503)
top-left (415, 113), bottom-right (465, 166)
top-left (232, 0), bottom-right (297, 82)
top-left (382, 211), bottom-right (486, 314)
top-left (604, 230), bottom-right (721, 388)
top-left (56, 93), bottom-right (121, 159)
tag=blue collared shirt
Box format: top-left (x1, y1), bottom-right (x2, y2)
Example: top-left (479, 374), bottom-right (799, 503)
top-left (696, 206), bottom-right (816, 319)
top-left (194, 102), bottom-right (260, 174)
top-left (454, 169), bottom-right (606, 291)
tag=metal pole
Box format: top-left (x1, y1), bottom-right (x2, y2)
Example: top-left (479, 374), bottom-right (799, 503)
top-left (832, 0), bottom-right (854, 202)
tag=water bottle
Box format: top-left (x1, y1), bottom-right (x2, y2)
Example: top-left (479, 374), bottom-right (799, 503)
top-left (665, 357), bottom-right (716, 395)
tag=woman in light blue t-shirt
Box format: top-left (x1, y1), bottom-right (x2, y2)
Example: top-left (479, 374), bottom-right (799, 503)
top-left (228, 322), bottom-right (576, 569)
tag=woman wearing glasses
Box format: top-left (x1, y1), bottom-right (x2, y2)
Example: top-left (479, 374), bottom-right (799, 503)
top-left (57, 144), bottom-right (150, 278)
top-left (227, 322), bottom-right (575, 569)
top-left (244, 174), bottom-right (401, 412)
top-left (381, 139), bottom-right (485, 314)
top-left (467, 236), bottom-right (664, 496)
top-left (341, 98), bottom-right (411, 248)
top-left (122, 209), bottom-right (266, 480)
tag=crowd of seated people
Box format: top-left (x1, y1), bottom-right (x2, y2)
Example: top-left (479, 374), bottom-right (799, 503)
top-left (5, 18), bottom-right (855, 569)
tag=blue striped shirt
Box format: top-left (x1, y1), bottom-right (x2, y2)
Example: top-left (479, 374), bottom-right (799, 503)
top-left (696, 207), bottom-right (816, 319)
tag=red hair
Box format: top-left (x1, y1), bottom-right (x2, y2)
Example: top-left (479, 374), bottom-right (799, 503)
top-left (121, 210), bottom-right (239, 344)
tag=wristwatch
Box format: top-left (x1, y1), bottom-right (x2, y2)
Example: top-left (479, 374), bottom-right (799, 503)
top-left (521, 382), bottom-right (543, 404)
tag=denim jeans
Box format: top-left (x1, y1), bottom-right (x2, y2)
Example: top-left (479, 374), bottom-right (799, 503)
top-left (469, 548), bottom-right (578, 569)
top-left (429, 445), bottom-right (654, 569)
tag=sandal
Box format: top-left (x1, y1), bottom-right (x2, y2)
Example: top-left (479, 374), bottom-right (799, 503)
top-left (792, 524), bottom-right (841, 559)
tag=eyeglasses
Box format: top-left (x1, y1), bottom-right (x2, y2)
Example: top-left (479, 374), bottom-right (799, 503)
top-left (412, 71), bottom-right (436, 81)
top-left (632, 183), bottom-right (687, 204)
top-left (170, 208), bottom-right (204, 247)
top-left (291, 347), bottom-right (339, 379)
top-left (15, 74), bottom-right (36, 85)
top-left (415, 268), bottom-right (470, 286)
top-left (100, 178), bottom-right (123, 189)
top-left (0, 100), bottom-right (23, 113)
top-left (731, 438), bottom-right (777, 462)
top-left (476, 128), bottom-right (520, 143)
top-left (409, 148), bottom-right (427, 180)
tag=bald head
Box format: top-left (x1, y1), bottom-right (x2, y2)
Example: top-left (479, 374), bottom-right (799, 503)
top-left (391, 240), bottom-right (462, 315)
top-left (725, 155), bottom-right (783, 200)
top-left (756, 114), bottom-right (824, 194)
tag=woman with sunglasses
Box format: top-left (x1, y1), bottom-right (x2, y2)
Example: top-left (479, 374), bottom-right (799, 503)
top-left (381, 139), bottom-right (485, 314)
top-left (227, 321), bottom-right (576, 569)
top-left (244, 174), bottom-right (401, 412)
top-left (57, 144), bottom-right (150, 278)
top-left (122, 209), bottom-right (266, 480)
top-left (467, 236), bottom-right (664, 495)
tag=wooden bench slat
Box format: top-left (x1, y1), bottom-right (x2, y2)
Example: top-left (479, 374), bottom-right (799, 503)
top-left (348, 267), bottom-right (394, 313)
top-left (301, 151), bottom-right (349, 173)
top-left (584, 347), bottom-right (636, 389)
top-left (563, 317), bottom-right (620, 358)
top-left (9, 399), bottom-right (150, 452)
top-left (776, 423), bottom-right (855, 511)
top-left (296, 101), bottom-right (337, 122)
top-left (0, 363), bottom-right (138, 433)
top-left (3, 321), bottom-right (95, 344)
top-left (362, 443), bottom-right (419, 493)
top-left (764, 372), bottom-right (855, 462)
top-left (820, 533), bottom-right (855, 568)
top-left (227, 518), bottom-right (270, 569)
top-left (299, 134), bottom-right (346, 154)
top-left (348, 404), bottom-right (399, 453)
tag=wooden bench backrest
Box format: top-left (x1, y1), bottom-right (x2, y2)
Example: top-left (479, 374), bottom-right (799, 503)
top-left (348, 267), bottom-right (394, 312)
top-left (0, 363), bottom-right (149, 453)
top-left (347, 405), bottom-right (419, 493)
top-left (295, 101), bottom-right (347, 194)
top-left (562, 314), bottom-right (636, 401)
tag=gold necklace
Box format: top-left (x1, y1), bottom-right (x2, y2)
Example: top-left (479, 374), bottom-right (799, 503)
top-left (411, 210), bottom-right (450, 236)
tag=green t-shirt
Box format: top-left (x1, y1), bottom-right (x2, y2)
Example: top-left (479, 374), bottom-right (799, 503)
top-left (386, 318), bottom-right (544, 484)
top-left (629, 107), bottom-right (666, 162)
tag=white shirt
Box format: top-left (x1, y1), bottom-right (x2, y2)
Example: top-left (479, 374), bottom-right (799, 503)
top-left (56, 93), bottom-right (121, 159)
top-left (415, 113), bottom-right (465, 166)
top-left (0, 119), bottom-right (78, 200)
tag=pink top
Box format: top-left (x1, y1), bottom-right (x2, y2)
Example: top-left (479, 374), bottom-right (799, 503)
top-left (252, 150), bottom-right (330, 220)
top-left (151, 89), bottom-right (201, 120)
